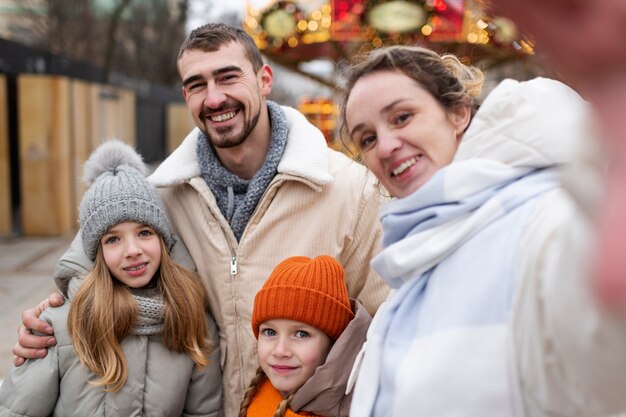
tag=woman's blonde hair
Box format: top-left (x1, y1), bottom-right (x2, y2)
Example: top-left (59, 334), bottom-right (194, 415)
top-left (239, 367), bottom-right (297, 417)
top-left (67, 236), bottom-right (211, 392)
top-left (337, 45), bottom-right (485, 158)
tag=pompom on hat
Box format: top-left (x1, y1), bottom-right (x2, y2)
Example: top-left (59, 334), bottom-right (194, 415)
top-left (79, 139), bottom-right (174, 260)
top-left (252, 255), bottom-right (354, 340)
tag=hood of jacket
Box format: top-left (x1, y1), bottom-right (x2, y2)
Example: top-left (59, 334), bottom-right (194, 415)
top-left (290, 300), bottom-right (372, 417)
top-left (372, 77), bottom-right (591, 287)
top-left (455, 77), bottom-right (590, 167)
top-left (148, 104), bottom-right (333, 187)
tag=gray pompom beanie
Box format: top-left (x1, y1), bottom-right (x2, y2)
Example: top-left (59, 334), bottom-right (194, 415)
top-left (79, 139), bottom-right (174, 261)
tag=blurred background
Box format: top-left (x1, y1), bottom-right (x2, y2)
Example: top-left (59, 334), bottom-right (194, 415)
top-left (0, 0), bottom-right (557, 381)
top-left (0, 0), bottom-right (556, 239)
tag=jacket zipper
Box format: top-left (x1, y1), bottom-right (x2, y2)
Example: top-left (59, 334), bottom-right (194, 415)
top-left (230, 256), bottom-right (237, 275)
top-left (187, 178), bottom-right (239, 277)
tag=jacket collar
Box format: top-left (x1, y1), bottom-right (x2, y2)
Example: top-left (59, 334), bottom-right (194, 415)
top-left (148, 104), bottom-right (333, 187)
top-left (290, 301), bottom-right (372, 417)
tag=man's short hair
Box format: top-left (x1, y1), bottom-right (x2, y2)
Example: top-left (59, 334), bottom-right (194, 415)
top-left (178, 23), bottom-right (265, 72)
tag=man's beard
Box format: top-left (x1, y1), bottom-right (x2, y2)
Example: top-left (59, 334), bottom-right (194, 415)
top-left (201, 101), bottom-right (261, 149)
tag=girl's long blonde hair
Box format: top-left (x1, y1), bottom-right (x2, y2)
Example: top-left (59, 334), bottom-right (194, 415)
top-left (67, 236), bottom-right (210, 392)
top-left (239, 367), bottom-right (297, 417)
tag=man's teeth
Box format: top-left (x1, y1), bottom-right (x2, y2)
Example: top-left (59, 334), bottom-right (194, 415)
top-left (210, 111), bottom-right (236, 122)
top-left (392, 157), bottom-right (418, 176)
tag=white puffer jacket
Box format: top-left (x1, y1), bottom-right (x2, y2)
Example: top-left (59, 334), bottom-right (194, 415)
top-left (350, 78), bottom-right (626, 417)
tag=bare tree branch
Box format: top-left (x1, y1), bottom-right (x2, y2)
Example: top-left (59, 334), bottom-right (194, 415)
top-left (102, 0), bottom-right (134, 83)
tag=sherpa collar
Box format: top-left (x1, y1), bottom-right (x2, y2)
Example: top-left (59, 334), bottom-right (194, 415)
top-left (148, 103), bottom-right (333, 187)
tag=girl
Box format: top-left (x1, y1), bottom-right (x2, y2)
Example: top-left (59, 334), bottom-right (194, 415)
top-left (239, 255), bottom-right (371, 417)
top-left (338, 46), bottom-right (626, 416)
top-left (0, 140), bottom-right (222, 416)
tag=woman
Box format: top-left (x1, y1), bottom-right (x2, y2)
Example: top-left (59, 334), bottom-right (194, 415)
top-left (339, 45), bottom-right (626, 416)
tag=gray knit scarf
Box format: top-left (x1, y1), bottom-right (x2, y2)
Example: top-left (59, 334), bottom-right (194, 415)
top-left (68, 277), bottom-right (165, 336)
top-left (196, 100), bottom-right (288, 241)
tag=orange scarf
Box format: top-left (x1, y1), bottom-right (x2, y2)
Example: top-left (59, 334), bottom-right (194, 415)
top-left (246, 378), bottom-right (320, 417)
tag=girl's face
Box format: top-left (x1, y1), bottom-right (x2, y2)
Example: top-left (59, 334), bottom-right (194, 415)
top-left (101, 221), bottom-right (162, 289)
top-left (345, 70), bottom-right (470, 198)
top-left (257, 319), bottom-right (332, 396)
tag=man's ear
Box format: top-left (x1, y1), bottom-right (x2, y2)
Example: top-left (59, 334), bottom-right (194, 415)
top-left (449, 105), bottom-right (471, 139)
top-left (181, 86), bottom-right (188, 100)
top-left (259, 64), bottom-right (273, 97)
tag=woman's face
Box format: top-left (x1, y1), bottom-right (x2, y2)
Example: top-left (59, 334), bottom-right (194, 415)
top-left (345, 70), bottom-right (470, 198)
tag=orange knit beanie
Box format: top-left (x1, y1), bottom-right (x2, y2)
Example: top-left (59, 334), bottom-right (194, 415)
top-left (252, 255), bottom-right (354, 340)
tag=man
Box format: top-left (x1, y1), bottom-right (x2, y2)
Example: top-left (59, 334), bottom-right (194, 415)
top-left (14, 23), bottom-right (389, 417)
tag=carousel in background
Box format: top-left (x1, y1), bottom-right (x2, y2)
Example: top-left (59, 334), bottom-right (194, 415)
top-left (244, 0), bottom-right (538, 147)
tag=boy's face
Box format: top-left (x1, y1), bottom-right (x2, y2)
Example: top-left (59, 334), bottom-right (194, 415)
top-left (257, 318), bottom-right (332, 396)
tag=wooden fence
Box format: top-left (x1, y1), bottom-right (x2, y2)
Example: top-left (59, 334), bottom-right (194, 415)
top-left (0, 74), bottom-right (9, 235)
top-left (0, 74), bottom-right (194, 236)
